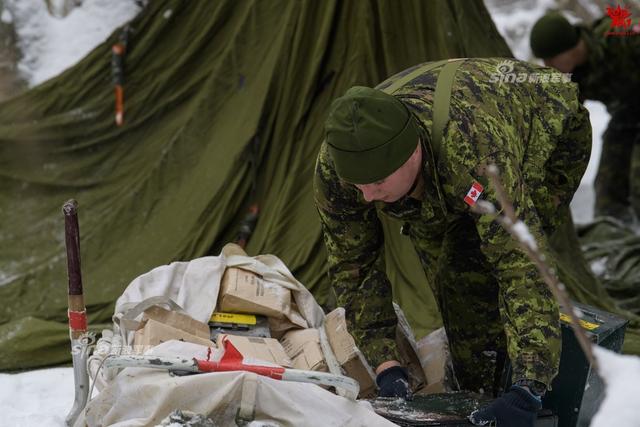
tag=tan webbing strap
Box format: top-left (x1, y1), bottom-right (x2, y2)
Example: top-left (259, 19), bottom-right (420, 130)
top-left (236, 372), bottom-right (258, 423)
top-left (431, 59), bottom-right (465, 157)
top-left (381, 59), bottom-right (448, 95)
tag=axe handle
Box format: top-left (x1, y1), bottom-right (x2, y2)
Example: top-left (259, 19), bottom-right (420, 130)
top-left (63, 199), bottom-right (87, 337)
top-left (63, 199), bottom-right (83, 295)
top-left (63, 199), bottom-right (90, 427)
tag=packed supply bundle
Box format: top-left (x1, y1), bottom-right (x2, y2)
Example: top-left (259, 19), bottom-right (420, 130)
top-left (73, 244), bottom-right (392, 427)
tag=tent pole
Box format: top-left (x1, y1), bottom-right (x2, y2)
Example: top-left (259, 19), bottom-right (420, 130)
top-left (63, 200), bottom-right (90, 427)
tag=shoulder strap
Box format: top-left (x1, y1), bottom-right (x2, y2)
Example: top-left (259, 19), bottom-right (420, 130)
top-left (431, 59), bottom-right (465, 157)
top-left (381, 59), bottom-right (448, 95)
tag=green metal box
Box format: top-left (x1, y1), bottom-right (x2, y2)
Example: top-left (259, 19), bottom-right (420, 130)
top-left (502, 302), bottom-right (628, 427)
top-left (543, 302), bottom-right (628, 427)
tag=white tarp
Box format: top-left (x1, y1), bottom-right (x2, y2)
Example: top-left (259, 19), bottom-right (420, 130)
top-left (79, 244), bottom-right (395, 426)
top-left (84, 368), bottom-right (393, 426)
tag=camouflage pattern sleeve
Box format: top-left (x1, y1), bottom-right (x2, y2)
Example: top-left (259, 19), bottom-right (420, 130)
top-left (313, 143), bottom-right (401, 369)
top-left (439, 119), bottom-right (561, 387)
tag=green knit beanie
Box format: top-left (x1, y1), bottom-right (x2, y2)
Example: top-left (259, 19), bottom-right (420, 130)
top-left (324, 86), bottom-right (419, 184)
top-left (530, 13), bottom-right (580, 58)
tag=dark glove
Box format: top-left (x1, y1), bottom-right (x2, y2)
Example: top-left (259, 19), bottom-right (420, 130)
top-left (468, 385), bottom-right (542, 426)
top-left (376, 366), bottom-right (412, 400)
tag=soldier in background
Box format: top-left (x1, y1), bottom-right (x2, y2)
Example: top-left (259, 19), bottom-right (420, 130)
top-left (314, 58), bottom-right (591, 426)
top-left (531, 12), bottom-right (640, 223)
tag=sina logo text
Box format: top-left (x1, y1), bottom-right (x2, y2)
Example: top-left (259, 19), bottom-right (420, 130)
top-left (489, 60), bottom-right (572, 85)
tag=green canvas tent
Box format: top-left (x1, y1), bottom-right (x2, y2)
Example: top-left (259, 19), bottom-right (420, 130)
top-left (0, 0), bottom-right (637, 372)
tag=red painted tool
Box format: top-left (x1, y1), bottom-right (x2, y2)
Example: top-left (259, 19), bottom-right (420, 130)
top-left (104, 334), bottom-right (360, 399)
top-left (195, 335), bottom-right (285, 379)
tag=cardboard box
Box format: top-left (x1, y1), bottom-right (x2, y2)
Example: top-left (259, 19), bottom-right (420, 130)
top-left (144, 305), bottom-right (211, 340)
top-left (219, 268), bottom-right (307, 328)
top-left (291, 342), bottom-right (327, 371)
top-left (133, 318), bottom-right (215, 353)
top-left (324, 308), bottom-right (377, 397)
top-left (280, 329), bottom-right (327, 372)
top-left (280, 328), bottom-right (319, 357)
top-left (218, 334), bottom-right (292, 368)
top-left (268, 316), bottom-right (303, 339)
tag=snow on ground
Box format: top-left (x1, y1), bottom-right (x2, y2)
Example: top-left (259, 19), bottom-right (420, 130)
top-left (0, 367), bottom-right (74, 426)
top-left (1, 0), bottom-right (141, 86)
top-left (571, 101), bottom-right (610, 224)
top-left (590, 347), bottom-right (640, 427)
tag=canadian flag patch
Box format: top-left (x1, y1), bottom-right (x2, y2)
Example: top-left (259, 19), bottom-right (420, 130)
top-left (464, 181), bottom-right (484, 206)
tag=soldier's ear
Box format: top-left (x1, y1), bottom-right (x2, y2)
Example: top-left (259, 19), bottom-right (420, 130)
top-left (411, 140), bottom-right (422, 162)
top-left (414, 139), bottom-right (421, 153)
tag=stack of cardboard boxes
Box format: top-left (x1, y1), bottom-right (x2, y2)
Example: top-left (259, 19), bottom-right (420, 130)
top-left (132, 266), bottom-right (377, 397)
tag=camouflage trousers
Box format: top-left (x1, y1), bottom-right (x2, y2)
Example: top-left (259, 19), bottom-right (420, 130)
top-left (424, 104), bottom-right (591, 395)
top-left (594, 110), bottom-right (640, 222)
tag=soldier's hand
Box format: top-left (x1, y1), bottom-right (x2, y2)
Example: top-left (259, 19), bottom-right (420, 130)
top-left (468, 385), bottom-right (542, 426)
top-left (375, 365), bottom-right (412, 400)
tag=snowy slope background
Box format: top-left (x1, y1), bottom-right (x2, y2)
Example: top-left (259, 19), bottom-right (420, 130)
top-left (0, 0), bottom-right (633, 426)
top-left (1, 0), bottom-right (141, 86)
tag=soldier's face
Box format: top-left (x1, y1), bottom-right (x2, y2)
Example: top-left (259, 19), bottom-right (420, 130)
top-left (543, 51), bottom-right (576, 73)
top-left (355, 142), bottom-right (422, 203)
top-left (543, 40), bottom-right (587, 74)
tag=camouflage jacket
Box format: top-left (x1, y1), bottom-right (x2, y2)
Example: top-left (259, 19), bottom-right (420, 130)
top-left (573, 17), bottom-right (640, 117)
top-left (314, 58), bottom-right (589, 385)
